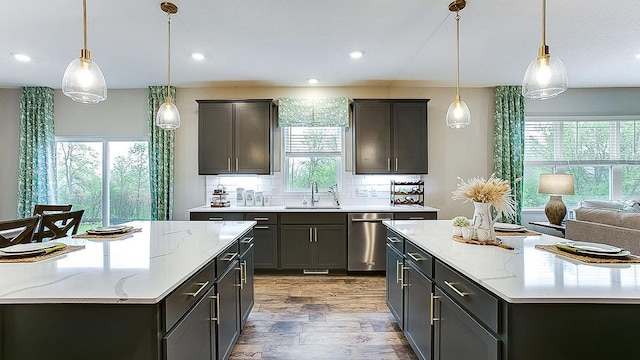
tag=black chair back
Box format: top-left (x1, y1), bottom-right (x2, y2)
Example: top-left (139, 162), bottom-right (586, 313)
top-left (36, 210), bottom-right (84, 242)
top-left (33, 204), bottom-right (73, 216)
top-left (0, 216), bottom-right (40, 248)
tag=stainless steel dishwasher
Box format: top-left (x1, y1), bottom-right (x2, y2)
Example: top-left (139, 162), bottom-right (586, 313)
top-left (348, 213), bottom-right (393, 271)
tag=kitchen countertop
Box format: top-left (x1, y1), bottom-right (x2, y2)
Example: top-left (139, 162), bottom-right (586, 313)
top-left (384, 219), bottom-right (640, 304)
top-left (189, 204), bottom-right (440, 213)
top-left (0, 220), bottom-right (255, 305)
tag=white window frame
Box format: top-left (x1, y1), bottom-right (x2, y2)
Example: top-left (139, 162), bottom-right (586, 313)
top-left (55, 136), bottom-right (150, 225)
top-left (523, 115), bottom-right (640, 207)
top-left (281, 127), bottom-right (344, 193)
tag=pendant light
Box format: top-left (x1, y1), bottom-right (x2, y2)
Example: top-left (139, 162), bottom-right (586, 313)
top-left (62, 0), bottom-right (107, 104)
top-left (445, 0), bottom-right (471, 129)
top-left (522, 0), bottom-right (567, 100)
top-left (156, 2), bottom-right (181, 130)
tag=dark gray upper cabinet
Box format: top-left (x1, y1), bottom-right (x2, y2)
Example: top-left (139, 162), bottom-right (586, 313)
top-left (197, 100), bottom-right (273, 175)
top-left (353, 99), bottom-right (429, 174)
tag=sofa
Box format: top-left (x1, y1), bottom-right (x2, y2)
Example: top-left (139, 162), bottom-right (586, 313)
top-left (565, 200), bottom-right (640, 254)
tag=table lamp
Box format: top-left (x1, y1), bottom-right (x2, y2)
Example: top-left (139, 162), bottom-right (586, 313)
top-left (538, 174), bottom-right (575, 225)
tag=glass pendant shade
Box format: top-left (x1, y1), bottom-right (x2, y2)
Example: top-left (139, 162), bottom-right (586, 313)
top-left (446, 98), bottom-right (471, 128)
top-left (522, 53), bottom-right (567, 100)
top-left (156, 97), bottom-right (181, 130)
top-left (62, 56), bottom-right (107, 104)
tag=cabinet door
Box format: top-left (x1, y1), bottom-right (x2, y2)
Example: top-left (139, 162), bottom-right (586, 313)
top-left (404, 261), bottom-right (433, 360)
top-left (240, 246), bottom-right (255, 327)
top-left (280, 225), bottom-right (314, 269)
top-left (253, 224), bottom-right (278, 269)
top-left (164, 290), bottom-right (212, 360)
top-left (314, 225), bottom-right (347, 269)
top-left (433, 287), bottom-right (499, 360)
top-left (234, 101), bottom-right (272, 174)
top-left (354, 101), bottom-right (392, 174)
top-left (393, 101), bottom-right (428, 174)
top-left (198, 102), bottom-right (234, 174)
top-left (216, 261), bottom-right (241, 360)
top-left (386, 244), bottom-right (404, 329)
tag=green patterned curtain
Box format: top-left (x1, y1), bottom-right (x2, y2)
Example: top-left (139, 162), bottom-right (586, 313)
top-left (278, 97), bottom-right (349, 127)
top-left (148, 86), bottom-right (175, 220)
top-left (494, 86), bottom-right (525, 224)
top-left (17, 87), bottom-right (56, 218)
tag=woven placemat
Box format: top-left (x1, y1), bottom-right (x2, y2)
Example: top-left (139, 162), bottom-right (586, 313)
top-left (453, 235), bottom-right (515, 250)
top-left (535, 244), bottom-right (640, 264)
top-left (73, 228), bottom-right (142, 239)
top-left (0, 245), bottom-right (85, 263)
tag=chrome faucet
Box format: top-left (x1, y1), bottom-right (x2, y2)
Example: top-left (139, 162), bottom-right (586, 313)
top-left (310, 180), bottom-right (319, 206)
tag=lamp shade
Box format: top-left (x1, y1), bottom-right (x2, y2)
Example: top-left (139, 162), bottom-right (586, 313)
top-left (446, 99), bottom-right (471, 128)
top-left (156, 98), bottom-right (181, 130)
top-left (62, 57), bottom-right (107, 104)
top-left (538, 174), bottom-right (574, 195)
top-left (522, 53), bottom-right (568, 100)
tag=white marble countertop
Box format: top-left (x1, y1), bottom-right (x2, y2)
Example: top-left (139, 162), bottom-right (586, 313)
top-left (384, 220), bottom-right (640, 304)
top-left (0, 220), bottom-right (255, 305)
top-left (189, 204), bottom-right (440, 213)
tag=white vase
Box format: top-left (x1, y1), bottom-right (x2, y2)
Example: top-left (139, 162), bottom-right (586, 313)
top-left (472, 201), bottom-right (496, 241)
top-left (453, 226), bottom-right (463, 237)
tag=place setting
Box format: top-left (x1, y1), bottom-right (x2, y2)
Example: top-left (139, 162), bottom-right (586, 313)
top-left (0, 241), bottom-right (85, 263)
top-left (73, 225), bottom-right (142, 241)
top-left (535, 240), bottom-right (640, 264)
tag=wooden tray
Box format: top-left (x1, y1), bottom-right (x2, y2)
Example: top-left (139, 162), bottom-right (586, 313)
top-left (535, 244), bottom-right (640, 264)
top-left (453, 235), bottom-right (515, 250)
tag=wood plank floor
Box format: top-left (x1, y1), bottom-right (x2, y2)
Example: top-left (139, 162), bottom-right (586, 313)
top-left (230, 274), bottom-right (418, 360)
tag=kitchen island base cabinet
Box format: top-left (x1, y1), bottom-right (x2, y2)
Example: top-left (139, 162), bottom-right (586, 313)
top-left (403, 260), bottom-right (433, 360)
top-left (165, 288), bottom-right (216, 360)
top-left (216, 259), bottom-right (241, 360)
top-left (239, 243), bottom-right (255, 327)
top-left (386, 243), bottom-right (404, 329)
top-left (433, 287), bottom-right (499, 360)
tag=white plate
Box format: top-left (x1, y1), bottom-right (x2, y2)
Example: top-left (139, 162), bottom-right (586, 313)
top-left (86, 225), bottom-right (129, 235)
top-left (0, 241), bottom-right (63, 254)
top-left (494, 223), bottom-right (526, 231)
top-left (559, 241), bottom-right (622, 254)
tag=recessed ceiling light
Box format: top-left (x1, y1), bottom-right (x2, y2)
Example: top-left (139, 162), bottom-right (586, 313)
top-left (635, 53), bottom-right (640, 60)
top-left (307, 78), bottom-right (319, 85)
top-left (349, 50), bottom-right (364, 59)
top-left (11, 53), bottom-right (31, 62)
top-left (191, 52), bottom-right (205, 60)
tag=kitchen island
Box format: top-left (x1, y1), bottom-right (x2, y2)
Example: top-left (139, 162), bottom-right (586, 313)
top-left (384, 220), bottom-right (640, 360)
top-left (0, 220), bottom-right (256, 360)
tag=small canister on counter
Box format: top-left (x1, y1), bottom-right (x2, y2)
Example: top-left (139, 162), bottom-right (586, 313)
top-left (236, 188), bottom-right (245, 207)
top-left (245, 190), bottom-right (255, 206)
top-left (255, 191), bottom-right (263, 206)
top-left (263, 195), bottom-right (271, 206)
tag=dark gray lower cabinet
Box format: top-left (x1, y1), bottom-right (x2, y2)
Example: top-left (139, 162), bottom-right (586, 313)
top-left (252, 224), bottom-right (278, 269)
top-left (164, 288), bottom-right (215, 360)
top-left (240, 244), bottom-right (255, 327)
top-left (280, 225), bottom-right (346, 269)
top-left (386, 243), bottom-right (404, 329)
top-left (216, 260), bottom-right (241, 360)
top-left (403, 260), bottom-right (433, 360)
top-left (433, 287), bottom-right (499, 360)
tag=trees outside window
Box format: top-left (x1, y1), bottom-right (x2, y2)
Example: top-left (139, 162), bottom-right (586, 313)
top-left (524, 117), bottom-right (640, 208)
top-left (56, 139), bottom-right (151, 228)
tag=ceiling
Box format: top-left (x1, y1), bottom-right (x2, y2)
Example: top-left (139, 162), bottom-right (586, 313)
top-left (2, 0), bottom-right (639, 89)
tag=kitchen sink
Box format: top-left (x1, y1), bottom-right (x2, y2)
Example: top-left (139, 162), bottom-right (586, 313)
top-left (284, 205), bottom-right (342, 209)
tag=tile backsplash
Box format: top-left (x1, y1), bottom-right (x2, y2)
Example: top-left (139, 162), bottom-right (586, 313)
top-left (204, 172), bottom-right (423, 207)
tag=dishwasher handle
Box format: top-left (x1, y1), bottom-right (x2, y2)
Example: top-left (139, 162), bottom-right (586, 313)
top-left (351, 218), bottom-right (392, 223)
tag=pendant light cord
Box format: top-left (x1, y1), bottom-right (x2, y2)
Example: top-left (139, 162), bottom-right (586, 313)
top-left (455, 12), bottom-right (460, 99)
top-left (541, 0), bottom-right (546, 47)
top-left (167, 11), bottom-right (172, 101)
top-left (82, 0), bottom-right (88, 55)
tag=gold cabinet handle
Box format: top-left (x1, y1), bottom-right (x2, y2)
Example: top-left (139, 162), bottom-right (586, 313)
top-left (221, 252), bottom-right (238, 262)
top-left (208, 217), bottom-right (224, 221)
top-left (253, 217), bottom-right (269, 221)
top-left (401, 265), bottom-right (409, 287)
top-left (309, 228), bottom-right (313, 242)
top-left (227, 158), bottom-right (231, 172)
top-left (234, 263), bottom-right (244, 289)
top-left (387, 158), bottom-right (390, 172)
top-left (208, 293), bottom-right (220, 325)
top-left (243, 260), bottom-right (248, 284)
top-left (444, 280), bottom-right (470, 297)
top-left (184, 281), bottom-right (209, 297)
top-left (254, 225), bottom-right (269, 229)
top-left (235, 158), bottom-right (239, 171)
top-left (395, 158), bottom-right (398, 172)
top-left (240, 236), bottom-right (254, 244)
top-left (314, 228), bottom-right (318, 242)
top-left (430, 292), bottom-right (441, 325)
top-left (396, 260), bottom-right (402, 284)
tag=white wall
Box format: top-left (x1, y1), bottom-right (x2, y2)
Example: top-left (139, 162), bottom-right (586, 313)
top-left (0, 89), bottom-right (22, 219)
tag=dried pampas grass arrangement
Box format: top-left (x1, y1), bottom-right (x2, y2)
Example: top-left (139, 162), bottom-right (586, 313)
top-left (452, 174), bottom-right (516, 220)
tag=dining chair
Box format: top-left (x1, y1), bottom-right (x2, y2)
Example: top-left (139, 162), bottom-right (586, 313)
top-left (33, 204), bottom-right (72, 216)
top-left (36, 210), bottom-right (84, 242)
top-left (0, 216), bottom-right (41, 248)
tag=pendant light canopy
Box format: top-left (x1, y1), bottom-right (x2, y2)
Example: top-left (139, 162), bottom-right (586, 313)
top-left (156, 2), bottom-right (181, 130)
top-left (446, 0), bottom-right (471, 129)
top-left (522, 0), bottom-right (567, 100)
top-left (62, 0), bottom-right (107, 104)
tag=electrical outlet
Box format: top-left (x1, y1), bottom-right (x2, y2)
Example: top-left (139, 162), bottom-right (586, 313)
top-left (356, 188), bottom-right (368, 197)
top-left (370, 188), bottom-right (377, 197)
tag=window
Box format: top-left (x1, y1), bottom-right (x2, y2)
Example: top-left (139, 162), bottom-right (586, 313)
top-left (523, 116), bottom-right (640, 208)
top-left (55, 138), bottom-right (151, 229)
top-left (283, 127), bottom-right (342, 191)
